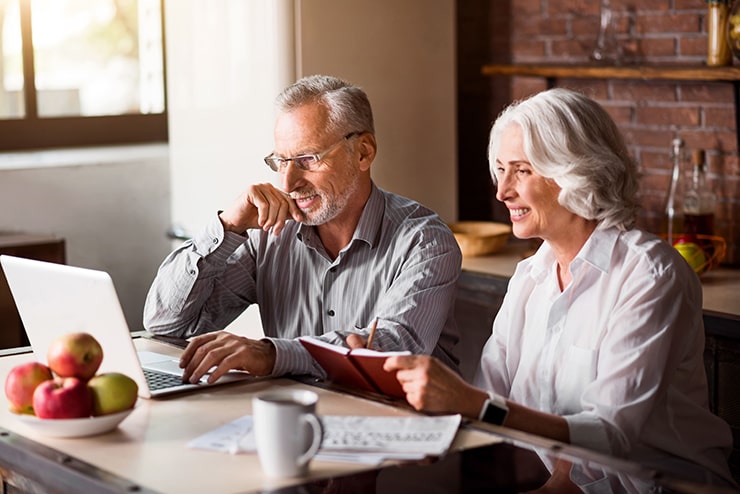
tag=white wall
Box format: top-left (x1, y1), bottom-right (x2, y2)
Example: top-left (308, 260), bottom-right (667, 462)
top-left (165, 0), bottom-right (457, 235)
top-left (164, 0), bottom-right (296, 238)
top-left (296, 0), bottom-right (457, 221)
top-left (0, 145), bottom-right (171, 331)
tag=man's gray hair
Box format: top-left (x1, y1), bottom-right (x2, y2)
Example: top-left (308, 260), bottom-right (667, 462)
top-left (276, 74), bottom-right (375, 137)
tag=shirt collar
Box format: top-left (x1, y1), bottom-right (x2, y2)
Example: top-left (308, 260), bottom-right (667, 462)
top-left (527, 225), bottom-right (620, 281)
top-left (577, 225), bottom-right (620, 273)
top-left (352, 183), bottom-right (384, 248)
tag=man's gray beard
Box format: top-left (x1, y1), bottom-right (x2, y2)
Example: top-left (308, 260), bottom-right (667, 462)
top-left (300, 197), bottom-right (344, 226)
top-left (299, 180), bottom-right (358, 227)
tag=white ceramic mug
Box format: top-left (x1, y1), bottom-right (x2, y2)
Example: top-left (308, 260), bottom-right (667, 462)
top-left (252, 389), bottom-right (323, 478)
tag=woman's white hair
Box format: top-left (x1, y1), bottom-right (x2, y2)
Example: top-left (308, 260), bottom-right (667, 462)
top-left (488, 88), bottom-right (639, 231)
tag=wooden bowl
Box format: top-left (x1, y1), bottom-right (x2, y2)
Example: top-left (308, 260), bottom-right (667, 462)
top-left (448, 221), bottom-right (512, 257)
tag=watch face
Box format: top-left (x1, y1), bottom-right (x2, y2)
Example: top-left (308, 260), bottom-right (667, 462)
top-left (482, 400), bottom-right (508, 425)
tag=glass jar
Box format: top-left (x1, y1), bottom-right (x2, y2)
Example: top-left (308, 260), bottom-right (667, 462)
top-left (707, 0), bottom-right (732, 66)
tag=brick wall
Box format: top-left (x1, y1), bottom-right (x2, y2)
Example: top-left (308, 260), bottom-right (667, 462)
top-left (458, 0), bottom-right (740, 266)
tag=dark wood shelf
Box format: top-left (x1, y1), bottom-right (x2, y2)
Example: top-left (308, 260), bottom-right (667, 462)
top-left (481, 63), bottom-right (740, 82)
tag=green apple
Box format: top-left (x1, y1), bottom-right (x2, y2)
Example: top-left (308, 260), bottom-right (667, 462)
top-left (674, 240), bottom-right (707, 274)
top-left (87, 372), bottom-right (138, 416)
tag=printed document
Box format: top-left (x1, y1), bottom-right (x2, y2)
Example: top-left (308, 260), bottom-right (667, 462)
top-left (188, 414), bottom-right (462, 465)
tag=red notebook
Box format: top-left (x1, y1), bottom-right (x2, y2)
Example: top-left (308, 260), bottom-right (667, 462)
top-left (299, 337), bottom-right (410, 398)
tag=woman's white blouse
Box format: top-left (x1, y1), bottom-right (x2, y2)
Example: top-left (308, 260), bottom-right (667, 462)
top-left (474, 226), bottom-right (733, 482)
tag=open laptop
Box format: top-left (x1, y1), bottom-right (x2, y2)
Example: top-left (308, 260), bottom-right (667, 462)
top-left (0, 254), bottom-right (254, 398)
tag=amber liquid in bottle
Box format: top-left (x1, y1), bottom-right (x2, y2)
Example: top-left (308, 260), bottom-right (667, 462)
top-left (684, 213), bottom-right (715, 237)
top-left (683, 149), bottom-right (716, 258)
top-left (663, 138), bottom-right (685, 245)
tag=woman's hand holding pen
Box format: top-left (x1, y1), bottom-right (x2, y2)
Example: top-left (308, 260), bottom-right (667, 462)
top-left (345, 317), bottom-right (379, 350)
top-left (384, 354), bottom-right (487, 419)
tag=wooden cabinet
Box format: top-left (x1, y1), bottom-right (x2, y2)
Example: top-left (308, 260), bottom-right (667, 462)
top-left (0, 234), bottom-right (65, 349)
top-left (454, 270), bottom-right (508, 382)
top-left (703, 311), bottom-right (740, 479)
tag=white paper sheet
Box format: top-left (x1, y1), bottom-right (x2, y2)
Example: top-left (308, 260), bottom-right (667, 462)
top-left (188, 414), bottom-right (462, 465)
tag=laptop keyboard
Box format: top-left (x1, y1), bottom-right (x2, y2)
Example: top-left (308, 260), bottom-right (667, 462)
top-left (143, 368), bottom-right (190, 390)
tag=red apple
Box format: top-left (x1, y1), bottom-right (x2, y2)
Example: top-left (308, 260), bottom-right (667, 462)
top-left (32, 377), bottom-right (93, 419)
top-left (4, 362), bottom-right (54, 415)
top-left (88, 373), bottom-right (138, 416)
top-left (46, 332), bottom-right (103, 381)
top-left (672, 234), bottom-right (698, 246)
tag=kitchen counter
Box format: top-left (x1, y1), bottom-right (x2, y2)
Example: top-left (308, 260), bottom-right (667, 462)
top-left (461, 240), bottom-right (740, 319)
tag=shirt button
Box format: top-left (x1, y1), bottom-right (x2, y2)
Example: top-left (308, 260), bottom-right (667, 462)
top-left (189, 270), bottom-right (196, 275)
top-left (327, 310), bottom-right (335, 316)
top-left (213, 238), bottom-right (218, 244)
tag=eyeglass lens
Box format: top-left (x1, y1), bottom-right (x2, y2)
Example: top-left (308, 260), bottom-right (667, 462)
top-left (264, 131), bottom-right (361, 172)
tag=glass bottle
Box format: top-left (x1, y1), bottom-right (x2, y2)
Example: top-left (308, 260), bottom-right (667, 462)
top-left (663, 138), bottom-right (686, 245)
top-left (683, 149), bottom-right (716, 238)
top-left (707, 0), bottom-right (732, 66)
top-left (591, 0), bottom-right (621, 64)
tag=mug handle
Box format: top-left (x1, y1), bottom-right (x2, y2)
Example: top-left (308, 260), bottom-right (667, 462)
top-left (296, 413), bottom-right (323, 468)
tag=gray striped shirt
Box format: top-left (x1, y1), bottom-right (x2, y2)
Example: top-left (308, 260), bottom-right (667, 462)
top-left (143, 185), bottom-right (461, 376)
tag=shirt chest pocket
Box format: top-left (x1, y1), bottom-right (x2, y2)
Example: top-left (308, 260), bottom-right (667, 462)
top-left (553, 344), bottom-right (598, 413)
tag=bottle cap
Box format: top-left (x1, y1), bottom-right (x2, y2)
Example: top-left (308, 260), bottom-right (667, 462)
top-left (692, 149), bottom-right (706, 165)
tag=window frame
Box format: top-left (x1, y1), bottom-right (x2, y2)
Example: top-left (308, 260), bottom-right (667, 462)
top-left (1, 0), bottom-right (168, 152)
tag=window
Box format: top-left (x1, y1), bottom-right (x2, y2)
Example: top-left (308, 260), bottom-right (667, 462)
top-left (0, 0), bottom-right (167, 151)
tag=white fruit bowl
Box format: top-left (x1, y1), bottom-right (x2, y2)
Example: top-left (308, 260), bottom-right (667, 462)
top-left (14, 406), bottom-right (136, 438)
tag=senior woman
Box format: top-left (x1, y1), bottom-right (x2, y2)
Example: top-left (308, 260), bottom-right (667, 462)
top-left (382, 88), bottom-right (735, 491)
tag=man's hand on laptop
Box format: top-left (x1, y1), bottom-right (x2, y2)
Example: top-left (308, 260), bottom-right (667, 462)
top-left (179, 332), bottom-right (276, 384)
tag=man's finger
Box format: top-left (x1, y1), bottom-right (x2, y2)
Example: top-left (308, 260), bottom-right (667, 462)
top-left (179, 332), bottom-right (216, 367)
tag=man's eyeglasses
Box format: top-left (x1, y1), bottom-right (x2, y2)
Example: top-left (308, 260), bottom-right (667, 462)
top-left (264, 131), bottom-right (362, 172)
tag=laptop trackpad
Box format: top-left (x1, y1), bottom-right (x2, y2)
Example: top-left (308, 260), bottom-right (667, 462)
top-left (138, 351), bottom-right (185, 376)
top-left (138, 351), bottom-right (214, 384)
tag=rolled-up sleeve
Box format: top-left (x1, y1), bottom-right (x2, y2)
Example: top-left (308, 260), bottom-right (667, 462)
top-left (143, 213), bottom-right (256, 338)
